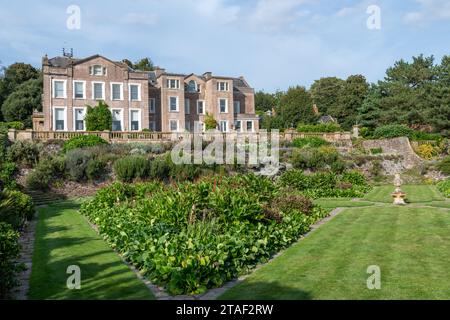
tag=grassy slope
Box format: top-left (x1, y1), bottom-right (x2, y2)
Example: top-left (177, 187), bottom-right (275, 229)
top-left (29, 201), bottom-right (154, 300)
top-left (220, 185), bottom-right (450, 300)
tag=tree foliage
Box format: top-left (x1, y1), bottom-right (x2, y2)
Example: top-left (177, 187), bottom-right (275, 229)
top-left (1, 78), bottom-right (42, 127)
top-left (85, 101), bottom-right (112, 131)
top-left (278, 86), bottom-right (316, 129)
top-left (123, 57), bottom-right (155, 71)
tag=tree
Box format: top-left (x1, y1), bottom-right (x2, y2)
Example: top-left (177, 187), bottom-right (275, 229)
top-left (1, 78), bottom-right (42, 127)
top-left (133, 58), bottom-right (154, 71)
top-left (123, 58), bottom-right (155, 71)
top-left (310, 77), bottom-right (345, 115)
top-left (329, 75), bottom-right (369, 130)
top-left (85, 101), bottom-right (112, 131)
top-left (255, 91), bottom-right (277, 113)
top-left (278, 86), bottom-right (316, 128)
top-left (0, 63), bottom-right (40, 122)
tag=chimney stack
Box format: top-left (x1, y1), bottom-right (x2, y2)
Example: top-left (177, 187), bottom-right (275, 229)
top-left (203, 72), bottom-right (212, 80)
top-left (155, 66), bottom-right (166, 78)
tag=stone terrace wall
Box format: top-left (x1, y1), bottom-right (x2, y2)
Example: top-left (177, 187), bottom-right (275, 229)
top-left (362, 137), bottom-right (423, 170)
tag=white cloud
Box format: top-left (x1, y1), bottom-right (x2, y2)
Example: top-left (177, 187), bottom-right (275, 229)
top-left (249, 0), bottom-right (313, 32)
top-left (404, 0), bottom-right (450, 24)
top-left (189, 0), bottom-right (240, 23)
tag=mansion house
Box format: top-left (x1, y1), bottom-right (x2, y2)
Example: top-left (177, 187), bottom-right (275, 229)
top-left (38, 54), bottom-right (259, 133)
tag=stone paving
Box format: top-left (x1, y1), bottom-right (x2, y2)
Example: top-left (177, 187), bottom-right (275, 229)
top-left (12, 211), bottom-right (39, 300)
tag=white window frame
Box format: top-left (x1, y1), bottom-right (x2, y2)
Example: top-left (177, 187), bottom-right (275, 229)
top-left (234, 100), bottom-right (241, 114)
top-left (72, 80), bottom-right (86, 99)
top-left (167, 78), bottom-right (180, 89)
top-left (217, 81), bottom-right (229, 92)
top-left (246, 120), bottom-right (254, 132)
top-left (111, 108), bottom-right (124, 132)
top-left (73, 107), bottom-right (87, 131)
top-left (52, 106), bottom-right (67, 131)
top-left (110, 82), bottom-right (124, 101)
top-left (129, 83), bottom-right (141, 101)
top-left (92, 81), bottom-right (105, 100)
top-left (185, 120), bottom-right (191, 132)
top-left (169, 119), bottom-right (179, 132)
top-left (235, 120), bottom-right (242, 132)
top-left (129, 108), bottom-right (141, 132)
top-left (219, 120), bottom-right (228, 133)
top-left (218, 98), bottom-right (228, 113)
top-left (169, 96), bottom-right (179, 112)
top-left (91, 65), bottom-right (106, 76)
top-left (149, 98), bottom-right (156, 113)
top-left (187, 80), bottom-right (198, 93)
top-left (185, 98), bottom-right (190, 115)
top-left (197, 100), bottom-right (205, 115)
top-left (52, 79), bottom-right (67, 99)
top-left (149, 121), bottom-right (156, 131)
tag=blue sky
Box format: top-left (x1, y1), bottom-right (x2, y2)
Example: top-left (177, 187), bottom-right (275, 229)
top-left (1, 0), bottom-right (449, 91)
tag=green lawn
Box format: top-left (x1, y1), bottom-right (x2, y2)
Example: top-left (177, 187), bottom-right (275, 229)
top-left (29, 201), bottom-right (154, 300)
top-left (220, 185), bottom-right (450, 300)
top-left (364, 185), bottom-right (445, 203)
top-left (314, 198), bottom-right (374, 209)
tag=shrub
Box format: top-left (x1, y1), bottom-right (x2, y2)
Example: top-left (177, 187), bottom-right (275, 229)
top-left (437, 179), bottom-right (450, 197)
top-left (291, 146), bottom-right (341, 171)
top-left (6, 121), bottom-right (25, 130)
top-left (438, 156), bottom-right (450, 175)
top-left (0, 190), bottom-right (34, 229)
top-left (63, 135), bottom-right (108, 153)
top-left (297, 123), bottom-right (342, 133)
top-left (113, 155), bottom-right (150, 182)
top-left (26, 155), bottom-right (67, 190)
top-left (272, 193), bottom-right (314, 215)
top-left (86, 159), bottom-right (107, 181)
top-left (0, 222), bottom-right (21, 299)
top-left (372, 125), bottom-right (413, 139)
top-left (8, 140), bottom-right (42, 167)
top-left (415, 144), bottom-right (437, 160)
top-left (360, 127), bottom-right (371, 138)
top-left (0, 162), bottom-right (17, 189)
top-left (410, 131), bottom-right (442, 142)
top-left (292, 137), bottom-right (329, 149)
top-left (204, 113), bottom-right (218, 130)
top-left (65, 149), bottom-right (93, 182)
top-left (85, 101), bottom-right (113, 131)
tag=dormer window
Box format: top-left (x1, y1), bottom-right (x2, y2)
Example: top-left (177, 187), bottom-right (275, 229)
top-left (167, 79), bottom-right (180, 89)
top-left (89, 65), bottom-right (106, 76)
top-left (187, 80), bottom-right (198, 93)
top-left (217, 81), bottom-right (229, 91)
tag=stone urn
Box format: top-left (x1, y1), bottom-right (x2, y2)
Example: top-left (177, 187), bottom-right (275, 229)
top-left (391, 174), bottom-right (407, 205)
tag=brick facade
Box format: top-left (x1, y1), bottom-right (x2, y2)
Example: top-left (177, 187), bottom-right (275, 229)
top-left (41, 54), bottom-right (259, 133)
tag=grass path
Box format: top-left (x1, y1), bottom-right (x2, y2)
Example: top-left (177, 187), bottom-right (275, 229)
top-left (29, 201), bottom-right (154, 300)
top-left (220, 185), bottom-right (450, 300)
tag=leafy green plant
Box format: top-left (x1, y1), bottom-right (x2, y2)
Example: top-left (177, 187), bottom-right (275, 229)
top-left (204, 113), bottom-right (218, 130)
top-left (0, 222), bottom-right (21, 299)
top-left (370, 148), bottom-right (383, 155)
top-left (0, 190), bottom-right (34, 229)
top-left (80, 174), bottom-right (328, 295)
top-left (291, 146), bottom-right (343, 172)
top-left (63, 135), bottom-right (108, 153)
top-left (8, 140), bottom-right (42, 167)
top-left (437, 179), bottom-right (450, 197)
top-left (85, 101), bottom-right (113, 131)
top-left (26, 156), bottom-right (66, 190)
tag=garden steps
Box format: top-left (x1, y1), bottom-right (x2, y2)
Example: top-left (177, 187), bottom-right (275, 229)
top-left (24, 190), bottom-right (66, 206)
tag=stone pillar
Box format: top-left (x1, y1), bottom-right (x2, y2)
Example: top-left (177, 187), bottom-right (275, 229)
top-left (101, 130), bottom-right (110, 142)
top-left (7, 129), bottom-right (16, 141)
top-left (352, 125), bottom-right (360, 139)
